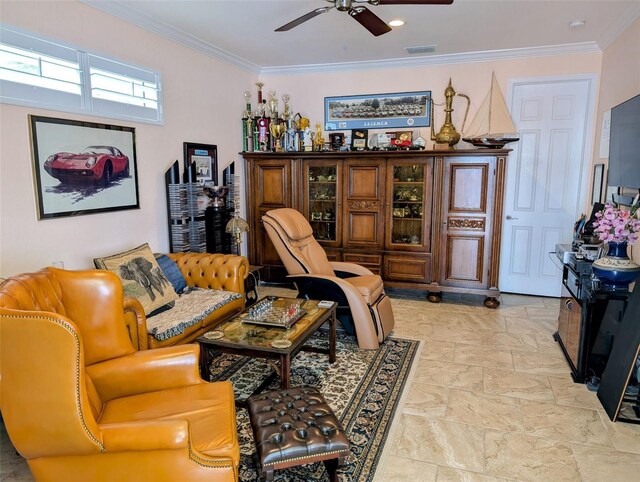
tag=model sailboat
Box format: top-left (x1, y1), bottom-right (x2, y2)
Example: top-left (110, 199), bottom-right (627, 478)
top-left (463, 73), bottom-right (520, 148)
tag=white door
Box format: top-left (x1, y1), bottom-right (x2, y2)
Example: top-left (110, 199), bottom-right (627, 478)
top-left (499, 77), bottom-right (595, 296)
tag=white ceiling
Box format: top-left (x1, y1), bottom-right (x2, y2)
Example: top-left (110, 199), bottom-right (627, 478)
top-left (86, 0), bottom-right (640, 73)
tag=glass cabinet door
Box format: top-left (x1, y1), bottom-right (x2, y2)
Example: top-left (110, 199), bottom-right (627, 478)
top-left (388, 162), bottom-right (431, 250)
top-left (305, 162), bottom-right (340, 245)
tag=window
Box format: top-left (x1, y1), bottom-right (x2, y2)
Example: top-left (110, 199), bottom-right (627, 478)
top-left (0, 25), bottom-right (163, 124)
top-left (0, 44), bottom-right (81, 94)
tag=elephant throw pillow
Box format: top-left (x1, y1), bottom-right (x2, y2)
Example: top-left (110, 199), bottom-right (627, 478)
top-left (94, 243), bottom-right (179, 316)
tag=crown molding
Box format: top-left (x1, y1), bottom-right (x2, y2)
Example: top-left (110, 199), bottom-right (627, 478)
top-left (82, 0), bottom-right (261, 73)
top-left (259, 43), bottom-right (601, 76)
top-left (597, 1), bottom-right (640, 50)
top-left (83, 1), bottom-right (601, 77)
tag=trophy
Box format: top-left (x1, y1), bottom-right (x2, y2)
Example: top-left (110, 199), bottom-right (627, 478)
top-left (244, 116), bottom-right (254, 152)
top-left (268, 90), bottom-right (278, 119)
top-left (285, 123), bottom-right (297, 151)
top-left (258, 117), bottom-right (270, 151)
top-left (282, 94), bottom-right (294, 151)
top-left (282, 94), bottom-right (291, 121)
top-left (269, 120), bottom-right (286, 152)
top-left (243, 90), bottom-right (252, 117)
top-left (253, 123), bottom-right (260, 151)
top-left (256, 82), bottom-right (264, 116)
top-left (313, 123), bottom-right (325, 151)
top-left (242, 91), bottom-right (252, 152)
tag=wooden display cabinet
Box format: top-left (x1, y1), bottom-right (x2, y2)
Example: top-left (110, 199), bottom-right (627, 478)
top-left (431, 157), bottom-right (499, 304)
top-left (343, 158), bottom-right (386, 251)
top-left (243, 149), bottom-right (510, 306)
top-left (249, 157), bottom-right (295, 280)
top-left (383, 159), bottom-right (433, 284)
top-left (304, 160), bottom-right (342, 248)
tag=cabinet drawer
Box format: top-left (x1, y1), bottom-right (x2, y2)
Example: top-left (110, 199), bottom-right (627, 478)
top-left (343, 253), bottom-right (381, 274)
top-left (343, 253), bottom-right (382, 266)
top-left (384, 255), bottom-right (431, 282)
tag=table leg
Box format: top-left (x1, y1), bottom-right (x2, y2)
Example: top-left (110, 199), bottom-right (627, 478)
top-left (329, 309), bottom-right (336, 364)
top-left (199, 344), bottom-right (211, 381)
top-left (280, 354), bottom-right (291, 389)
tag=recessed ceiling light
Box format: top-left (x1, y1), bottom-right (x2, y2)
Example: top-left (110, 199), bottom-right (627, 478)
top-left (569, 19), bottom-right (586, 28)
top-left (389, 19), bottom-right (405, 27)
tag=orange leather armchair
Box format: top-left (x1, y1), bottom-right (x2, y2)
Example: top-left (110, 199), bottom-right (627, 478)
top-left (262, 208), bottom-right (395, 349)
top-left (0, 267), bottom-right (239, 482)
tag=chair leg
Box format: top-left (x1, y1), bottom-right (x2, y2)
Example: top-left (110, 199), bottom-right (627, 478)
top-left (323, 457), bottom-right (340, 482)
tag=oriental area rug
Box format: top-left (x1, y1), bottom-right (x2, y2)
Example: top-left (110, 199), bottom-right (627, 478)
top-left (207, 330), bottom-right (420, 481)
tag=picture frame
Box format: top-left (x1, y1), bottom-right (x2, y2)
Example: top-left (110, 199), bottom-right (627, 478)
top-left (591, 163), bottom-right (604, 204)
top-left (183, 142), bottom-right (218, 184)
top-left (351, 129), bottom-right (368, 150)
top-left (29, 115), bottom-right (139, 220)
top-left (324, 90), bottom-right (431, 131)
top-left (329, 133), bottom-right (345, 151)
top-left (391, 130), bottom-right (413, 147)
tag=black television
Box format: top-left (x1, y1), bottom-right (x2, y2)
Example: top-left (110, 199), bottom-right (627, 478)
top-left (608, 94), bottom-right (640, 189)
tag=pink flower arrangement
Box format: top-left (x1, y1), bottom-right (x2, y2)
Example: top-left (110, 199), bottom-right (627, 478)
top-left (593, 203), bottom-right (640, 245)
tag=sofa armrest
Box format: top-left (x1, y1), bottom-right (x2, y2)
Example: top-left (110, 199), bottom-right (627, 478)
top-left (100, 419), bottom-right (189, 452)
top-left (168, 253), bottom-right (249, 295)
top-left (86, 344), bottom-right (203, 401)
top-left (122, 296), bottom-right (148, 350)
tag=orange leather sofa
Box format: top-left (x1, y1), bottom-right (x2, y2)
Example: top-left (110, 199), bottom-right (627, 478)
top-left (0, 267), bottom-right (239, 482)
top-left (125, 252), bottom-right (249, 349)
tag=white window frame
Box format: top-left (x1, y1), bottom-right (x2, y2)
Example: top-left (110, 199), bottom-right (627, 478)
top-left (0, 24), bottom-right (163, 125)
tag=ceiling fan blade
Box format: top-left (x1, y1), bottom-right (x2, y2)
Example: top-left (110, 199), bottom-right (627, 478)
top-left (275, 7), bottom-right (331, 32)
top-left (349, 6), bottom-right (392, 36)
top-left (375, 1), bottom-right (454, 5)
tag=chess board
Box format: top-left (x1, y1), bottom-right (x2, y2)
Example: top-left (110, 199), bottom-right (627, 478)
top-left (241, 297), bottom-right (306, 329)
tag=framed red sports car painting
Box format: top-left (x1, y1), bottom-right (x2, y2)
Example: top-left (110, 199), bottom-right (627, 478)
top-left (29, 115), bottom-right (139, 219)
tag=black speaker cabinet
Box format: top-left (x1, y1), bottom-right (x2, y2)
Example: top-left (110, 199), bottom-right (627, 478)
top-left (205, 206), bottom-right (231, 254)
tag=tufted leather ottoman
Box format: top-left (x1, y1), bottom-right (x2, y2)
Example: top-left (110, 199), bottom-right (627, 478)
top-left (246, 387), bottom-right (350, 481)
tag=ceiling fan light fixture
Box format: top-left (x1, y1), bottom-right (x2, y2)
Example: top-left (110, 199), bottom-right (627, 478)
top-left (389, 19), bottom-right (405, 27)
top-left (275, 0), bottom-right (454, 36)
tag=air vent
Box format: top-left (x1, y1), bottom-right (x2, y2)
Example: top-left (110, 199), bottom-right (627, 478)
top-left (404, 45), bottom-right (436, 55)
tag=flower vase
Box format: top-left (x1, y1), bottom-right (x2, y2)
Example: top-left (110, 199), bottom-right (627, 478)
top-left (592, 241), bottom-right (640, 289)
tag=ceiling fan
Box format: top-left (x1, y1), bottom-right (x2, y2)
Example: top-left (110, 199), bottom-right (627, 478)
top-left (275, 0), bottom-right (454, 37)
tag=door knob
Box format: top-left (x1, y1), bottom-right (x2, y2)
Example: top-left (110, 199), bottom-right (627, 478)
top-left (506, 215), bottom-right (518, 220)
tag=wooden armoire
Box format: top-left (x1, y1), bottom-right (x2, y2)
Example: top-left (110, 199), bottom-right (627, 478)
top-left (243, 149), bottom-right (510, 307)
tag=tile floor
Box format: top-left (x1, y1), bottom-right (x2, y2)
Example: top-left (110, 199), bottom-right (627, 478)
top-left (381, 290), bottom-right (640, 482)
top-left (1, 289), bottom-right (639, 481)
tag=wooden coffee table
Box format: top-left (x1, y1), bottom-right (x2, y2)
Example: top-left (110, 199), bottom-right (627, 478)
top-left (197, 297), bottom-right (337, 397)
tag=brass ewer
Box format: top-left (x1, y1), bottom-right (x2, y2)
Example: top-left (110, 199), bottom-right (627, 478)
top-left (430, 79), bottom-right (470, 148)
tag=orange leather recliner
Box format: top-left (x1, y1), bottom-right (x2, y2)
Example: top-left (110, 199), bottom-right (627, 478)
top-left (0, 267), bottom-right (239, 482)
top-left (262, 208), bottom-right (395, 350)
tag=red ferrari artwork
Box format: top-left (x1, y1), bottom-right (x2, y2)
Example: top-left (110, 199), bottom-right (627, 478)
top-left (44, 145), bottom-right (130, 185)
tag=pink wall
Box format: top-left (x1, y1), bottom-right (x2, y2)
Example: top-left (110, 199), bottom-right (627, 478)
top-left (592, 17), bottom-right (640, 263)
top-left (596, 16), bottom-right (640, 147)
top-left (0, 1), bottom-right (255, 276)
top-left (3, 0), bottom-right (634, 279)
top-left (260, 55), bottom-right (602, 149)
